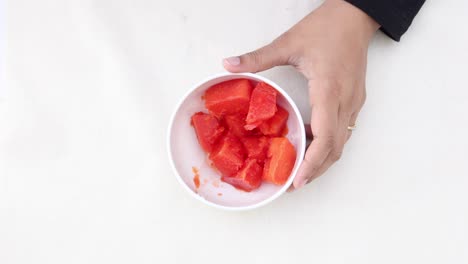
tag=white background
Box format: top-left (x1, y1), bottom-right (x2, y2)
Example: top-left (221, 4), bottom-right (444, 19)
top-left (1, 0), bottom-right (468, 263)
top-left (0, 0), bottom-right (4, 97)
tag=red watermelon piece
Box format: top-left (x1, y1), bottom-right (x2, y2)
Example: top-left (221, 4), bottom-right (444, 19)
top-left (223, 114), bottom-right (250, 138)
top-left (204, 79), bottom-right (253, 118)
top-left (222, 158), bottom-right (262, 192)
top-left (258, 106), bottom-right (289, 136)
top-left (191, 112), bottom-right (225, 153)
top-left (209, 133), bottom-right (246, 177)
top-left (263, 137), bottom-right (296, 185)
top-left (240, 136), bottom-right (269, 164)
top-left (244, 82), bottom-right (277, 130)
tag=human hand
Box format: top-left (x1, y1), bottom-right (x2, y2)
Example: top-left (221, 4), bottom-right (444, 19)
top-left (223, 0), bottom-right (379, 190)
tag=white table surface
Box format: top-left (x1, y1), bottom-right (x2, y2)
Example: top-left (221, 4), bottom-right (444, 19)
top-left (1, 0), bottom-right (468, 263)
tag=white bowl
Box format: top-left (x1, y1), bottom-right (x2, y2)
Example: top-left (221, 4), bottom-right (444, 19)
top-left (167, 72), bottom-right (306, 211)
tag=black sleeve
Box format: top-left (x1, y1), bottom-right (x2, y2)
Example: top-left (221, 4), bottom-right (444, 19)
top-left (345, 0), bottom-right (426, 41)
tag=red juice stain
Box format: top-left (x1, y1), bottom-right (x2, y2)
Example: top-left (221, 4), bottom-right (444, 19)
top-left (281, 126), bottom-right (289, 136)
top-left (217, 193), bottom-right (222, 196)
top-left (211, 179), bottom-right (220, 188)
top-left (192, 166), bottom-right (200, 189)
top-left (193, 174), bottom-right (200, 189)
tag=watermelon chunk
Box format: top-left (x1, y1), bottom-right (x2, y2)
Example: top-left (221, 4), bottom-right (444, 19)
top-left (222, 159), bottom-right (262, 192)
top-left (258, 106), bottom-right (289, 136)
top-left (240, 136), bottom-right (269, 163)
top-left (244, 82), bottom-right (277, 130)
top-left (191, 112), bottom-right (225, 153)
top-left (263, 137), bottom-right (296, 185)
top-left (209, 133), bottom-right (246, 177)
top-left (223, 114), bottom-right (250, 138)
top-left (204, 79), bottom-right (253, 118)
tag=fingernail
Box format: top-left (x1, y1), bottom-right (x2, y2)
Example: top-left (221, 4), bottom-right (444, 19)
top-left (224, 56), bottom-right (241, 66)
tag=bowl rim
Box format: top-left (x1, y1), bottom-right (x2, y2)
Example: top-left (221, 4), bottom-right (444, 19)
top-left (167, 72), bottom-right (306, 211)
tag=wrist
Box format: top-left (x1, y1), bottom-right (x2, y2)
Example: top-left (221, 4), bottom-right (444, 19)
top-left (321, 0), bottom-right (380, 43)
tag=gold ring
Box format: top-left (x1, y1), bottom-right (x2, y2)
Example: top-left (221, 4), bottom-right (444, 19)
top-left (347, 124), bottom-right (357, 131)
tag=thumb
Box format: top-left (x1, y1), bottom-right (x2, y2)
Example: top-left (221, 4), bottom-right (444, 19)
top-left (223, 42), bottom-right (289, 73)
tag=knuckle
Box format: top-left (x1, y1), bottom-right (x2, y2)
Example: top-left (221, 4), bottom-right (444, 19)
top-left (309, 165), bottom-right (320, 175)
top-left (323, 135), bottom-right (336, 150)
top-left (246, 50), bottom-right (263, 68)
